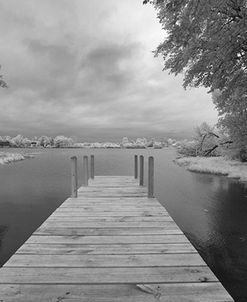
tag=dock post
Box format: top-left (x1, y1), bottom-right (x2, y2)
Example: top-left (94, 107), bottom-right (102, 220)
top-left (148, 156), bottom-right (154, 198)
top-left (82, 155), bottom-right (89, 186)
top-left (71, 156), bottom-right (78, 198)
top-left (134, 155), bottom-right (138, 179)
top-left (139, 155), bottom-right (144, 186)
top-left (90, 155), bottom-right (95, 179)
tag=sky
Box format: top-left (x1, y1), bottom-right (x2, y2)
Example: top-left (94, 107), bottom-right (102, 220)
top-left (0, 0), bottom-right (218, 141)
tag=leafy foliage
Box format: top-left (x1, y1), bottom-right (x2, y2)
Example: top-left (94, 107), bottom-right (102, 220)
top-left (37, 135), bottom-right (53, 147)
top-left (212, 89), bottom-right (247, 159)
top-left (177, 122), bottom-right (232, 157)
top-left (145, 0), bottom-right (247, 92)
top-left (53, 136), bottom-right (73, 148)
top-left (145, 0), bottom-right (247, 158)
top-left (176, 139), bottom-right (199, 157)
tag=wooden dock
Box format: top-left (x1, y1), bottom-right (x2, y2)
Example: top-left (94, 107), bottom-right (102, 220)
top-left (0, 156), bottom-right (233, 301)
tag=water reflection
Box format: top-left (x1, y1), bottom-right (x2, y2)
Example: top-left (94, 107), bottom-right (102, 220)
top-left (175, 172), bottom-right (247, 301)
top-left (207, 180), bottom-right (247, 302)
top-left (0, 225), bottom-right (8, 249)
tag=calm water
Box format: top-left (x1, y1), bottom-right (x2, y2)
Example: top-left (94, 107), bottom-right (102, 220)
top-left (0, 147), bottom-right (247, 301)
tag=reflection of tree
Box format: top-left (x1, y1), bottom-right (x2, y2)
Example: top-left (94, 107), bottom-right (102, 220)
top-left (183, 172), bottom-right (246, 300)
top-left (207, 180), bottom-right (247, 301)
top-left (0, 225), bottom-right (8, 246)
top-left (0, 66), bottom-right (7, 88)
top-left (0, 225), bottom-right (8, 266)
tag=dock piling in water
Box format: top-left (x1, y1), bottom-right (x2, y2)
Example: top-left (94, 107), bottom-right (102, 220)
top-left (90, 155), bottom-right (95, 179)
top-left (70, 156), bottom-right (78, 198)
top-left (139, 155), bottom-right (144, 186)
top-left (82, 156), bottom-right (89, 186)
top-left (134, 155), bottom-right (138, 179)
top-left (148, 156), bottom-right (154, 198)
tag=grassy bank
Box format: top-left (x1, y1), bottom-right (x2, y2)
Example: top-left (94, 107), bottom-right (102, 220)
top-left (0, 152), bottom-right (34, 165)
top-left (175, 156), bottom-right (247, 182)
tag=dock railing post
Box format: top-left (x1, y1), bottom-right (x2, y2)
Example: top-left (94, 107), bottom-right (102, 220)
top-left (139, 155), bottom-right (144, 186)
top-left (134, 155), bottom-right (138, 179)
top-left (71, 156), bottom-right (78, 198)
top-left (82, 155), bottom-right (89, 186)
top-left (148, 156), bottom-right (154, 198)
top-left (90, 155), bottom-right (95, 179)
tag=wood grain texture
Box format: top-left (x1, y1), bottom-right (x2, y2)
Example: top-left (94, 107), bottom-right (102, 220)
top-left (0, 175), bottom-right (233, 301)
top-left (25, 234), bottom-right (190, 244)
top-left (17, 243), bottom-right (198, 255)
top-left (0, 283), bottom-right (233, 302)
top-left (34, 227), bottom-right (183, 236)
top-left (6, 253), bottom-right (206, 267)
top-left (0, 266), bottom-right (218, 283)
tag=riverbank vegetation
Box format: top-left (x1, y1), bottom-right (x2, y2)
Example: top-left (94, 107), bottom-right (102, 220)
top-left (174, 122), bottom-right (247, 182)
top-left (0, 152), bottom-right (34, 165)
top-left (175, 122), bottom-right (244, 160)
top-left (145, 0), bottom-right (247, 162)
top-left (176, 156), bottom-right (247, 182)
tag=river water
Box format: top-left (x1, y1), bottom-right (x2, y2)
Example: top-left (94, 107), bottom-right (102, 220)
top-left (0, 147), bottom-right (246, 301)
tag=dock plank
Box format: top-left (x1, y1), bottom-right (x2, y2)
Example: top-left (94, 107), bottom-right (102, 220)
top-left (0, 266), bottom-right (218, 283)
top-left (0, 175), bottom-right (233, 301)
top-left (17, 243), bottom-right (198, 255)
top-left (46, 216), bottom-right (173, 222)
top-left (34, 226), bottom-right (183, 236)
top-left (6, 253), bottom-right (205, 267)
top-left (0, 283), bottom-right (233, 302)
top-left (25, 234), bottom-right (189, 244)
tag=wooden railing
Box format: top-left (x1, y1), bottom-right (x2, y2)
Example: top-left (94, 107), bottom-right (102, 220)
top-left (70, 154), bottom-right (154, 198)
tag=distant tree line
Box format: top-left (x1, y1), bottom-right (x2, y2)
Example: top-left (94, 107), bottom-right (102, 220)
top-left (0, 135), bottom-right (74, 148)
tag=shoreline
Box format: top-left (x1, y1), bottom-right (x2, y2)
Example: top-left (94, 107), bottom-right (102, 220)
top-left (0, 152), bottom-right (34, 165)
top-left (175, 156), bottom-right (247, 182)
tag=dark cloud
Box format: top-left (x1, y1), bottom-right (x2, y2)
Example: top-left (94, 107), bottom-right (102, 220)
top-left (0, 0), bottom-right (217, 140)
top-left (80, 42), bottom-right (141, 93)
top-left (7, 38), bottom-right (78, 100)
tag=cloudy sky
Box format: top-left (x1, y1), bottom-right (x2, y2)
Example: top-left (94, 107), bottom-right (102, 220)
top-left (0, 0), bottom-right (218, 141)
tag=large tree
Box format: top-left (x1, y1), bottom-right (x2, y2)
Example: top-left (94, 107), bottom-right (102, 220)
top-left (145, 0), bottom-right (247, 158)
top-left (144, 0), bottom-right (247, 91)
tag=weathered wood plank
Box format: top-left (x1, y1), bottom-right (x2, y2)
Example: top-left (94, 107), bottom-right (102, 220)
top-left (77, 191), bottom-right (147, 195)
top-left (60, 204), bottom-right (166, 209)
top-left (17, 243), bottom-right (197, 255)
top-left (63, 203), bottom-right (163, 206)
top-left (61, 200), bottom-right (164, 204)
top-left (25, 234), bottom-right (190, 244)
top-left (57, 199), bottom-right (166, 204)
top-left (60, 205), bottom-right (165, 209)
top-left (41, 221), bottom-right (178, 228)
top-left (52, 211), bottom-right (169, 217)
top-left (76, 195), bottom-right (148, 198)
top-left (46, 216), bottom-right (173, 222)
top-left (34, 227), bottom-right (183, 236)
top-left (78, 188), bottom-right (147, 192)
top-left (60, 197), bottom-right (165, 203)
top-left (6, 254), bottom-right (205, 267)
top-left (0, 283), bottom-right (233, 302)
top-left (0, 266), bottom-right (218, 283)
top-left (61, 198), bottom-right (163, 202)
